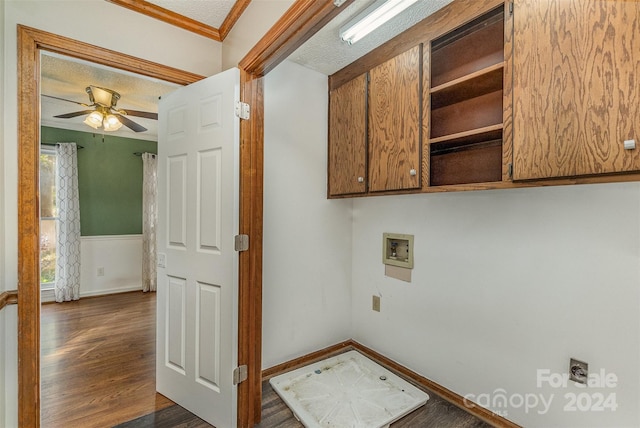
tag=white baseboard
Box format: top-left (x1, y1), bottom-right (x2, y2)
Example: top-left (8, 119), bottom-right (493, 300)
top-left (80, 285), bottom-right (142, 298)
top-left (41, 289), bottom-right (55, 303)
top-left (41, 285), bottom-right (143, 303)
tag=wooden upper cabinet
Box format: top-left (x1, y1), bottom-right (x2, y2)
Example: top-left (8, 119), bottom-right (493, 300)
top-left (328, 73), bottom-right (367, 196)
top-left (368, 45), bottom-right (422, 192)
top-left (512, 0), bottom-right (640, 180)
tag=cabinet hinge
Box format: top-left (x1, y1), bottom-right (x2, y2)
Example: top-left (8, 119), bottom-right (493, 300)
top-left (508, 162), bottom-right (513, 178)
top-left (509, 2), bottom-right (513, 15)
top-left (234, 234), bottom-right (249, 252)
top-left (233, 365), bottom-right (248, 385)
top-left (235, 101), bottom-right (250, 120)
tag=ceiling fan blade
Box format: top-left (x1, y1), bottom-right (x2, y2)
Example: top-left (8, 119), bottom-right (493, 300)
top-left (42, 94), bottom-right (91, 107)
top-left (54, 110), bottom-right (95, 119)
top-left (115, 114), bottom-right (147, 132)
top-left (118, 109), bottom-right (158, 120)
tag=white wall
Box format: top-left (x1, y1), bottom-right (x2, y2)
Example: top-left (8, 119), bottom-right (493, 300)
top-left (79, 235), bottom-right (144, 297)
top-left (0, 0), bottom-right (13, 425)
top-left (221, 0), bottom-right (295, 70)
top-left (41, 235), bottom-right (144, 303)
top-left (351, 184), bottom-right (640, 427)
top-left (2, 307), bottom-right (16, 428)
top-left (2, 1), bottom-right (223, 423)
top-left (262, 60), bottom-right (353, 369)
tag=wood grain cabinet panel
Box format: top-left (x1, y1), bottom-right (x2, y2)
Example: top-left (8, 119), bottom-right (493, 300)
top-left (328, 74), bottom-right (367, 196)
top-left (513, 0), bottom-right (640, 180)
top-left (368, 45), bottom-right (422, 192)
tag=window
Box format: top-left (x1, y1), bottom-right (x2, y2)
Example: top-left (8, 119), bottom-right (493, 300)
top-left (40, 148), bottom-right (57, 290)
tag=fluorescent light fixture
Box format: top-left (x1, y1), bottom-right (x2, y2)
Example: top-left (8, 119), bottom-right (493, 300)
top-left (340, 0), bottom-right (420, 45)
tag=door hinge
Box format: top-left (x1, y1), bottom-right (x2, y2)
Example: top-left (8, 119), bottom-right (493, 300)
top-left (509, 2), bottom-right (513, 15)
top-left (234, 234), bottom-right (249, 252)
top-left (235, 101), bottom-right (250, 120)
top-left (233, 365), bottom-right (248, 385)
top-left (508, 162), bottom-right (513, 178)
top-left (333, 0), bottom-right (348, 6)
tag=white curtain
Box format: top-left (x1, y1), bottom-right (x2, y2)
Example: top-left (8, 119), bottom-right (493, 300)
top-left (142, 153), bottom-right (158, 292)
top-left (55, 143), bottom-right (81, 302)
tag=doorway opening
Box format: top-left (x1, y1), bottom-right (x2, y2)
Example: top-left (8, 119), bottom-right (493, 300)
top-left (16, 25), bottom-right (264, 427)
top-left (37, 49), bottom-right (177, 425)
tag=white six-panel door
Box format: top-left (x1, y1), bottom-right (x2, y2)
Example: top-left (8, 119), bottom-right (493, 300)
top-left (156, 67), bottom-right (240, 428)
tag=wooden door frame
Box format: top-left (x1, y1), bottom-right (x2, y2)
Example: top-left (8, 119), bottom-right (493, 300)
top-left (17, 1), bottom-right (352, 426)
top-left (16, 25), bottom-right (211, 427)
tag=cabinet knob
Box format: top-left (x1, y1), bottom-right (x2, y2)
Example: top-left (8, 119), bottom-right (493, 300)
top-left (409, 169), bottom-right (417, 176)
top-left (357, 176), bottom-right (364, 183)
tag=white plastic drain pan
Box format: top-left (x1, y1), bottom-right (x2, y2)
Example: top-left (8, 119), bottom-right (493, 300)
top-left (269, 350), bottom-right (429, 428)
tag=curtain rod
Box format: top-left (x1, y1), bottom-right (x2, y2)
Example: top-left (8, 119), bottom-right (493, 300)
top-left (133, 152), bottom-right (157, 157)
top-left (41, 142), bottom-right (84, 149)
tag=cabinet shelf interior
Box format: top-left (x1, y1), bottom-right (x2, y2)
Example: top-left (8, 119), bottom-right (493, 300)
top-left (430, 127), bottom-right (503, 149)
top-left (430, 90), bottom-right (503, 140)
top-left (431, 6), bottom-right (505, 88)
top-left (430, 138), bottom-right (503, 187)
top-left (431, 63), bottom-right (504, 109)
top-left (428, 5), bottom-right (505, 188)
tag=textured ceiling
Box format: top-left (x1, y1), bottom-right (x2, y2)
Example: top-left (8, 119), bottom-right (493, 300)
top-left (289, 0), bottom-right (455, 76)
top-left (146, 0), bottom-right (236, 28)
top-left (40, 0), bottom-right (456, 140)
top-left (41, 52), bottom-right (179, 140)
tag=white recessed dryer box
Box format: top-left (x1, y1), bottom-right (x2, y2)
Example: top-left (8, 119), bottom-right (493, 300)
top-left (382, 233), bottom-right (414, 269)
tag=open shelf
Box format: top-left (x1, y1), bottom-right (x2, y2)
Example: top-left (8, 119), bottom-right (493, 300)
top-left (431, 63), bottom-right (504, 109)
top-left (428, 5), bottom-right (505, 188)
top-left (431, 7), bottom-right (505, 88)
top-left (430, 139), bottom-right (503, 186)
top-left (430, 89), bottom-right (503, 139)
top-left (429, 124), bottom-right (503, 145)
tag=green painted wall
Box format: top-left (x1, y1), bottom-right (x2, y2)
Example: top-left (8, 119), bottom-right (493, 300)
top-left (41, 127), bottom-right (157, 236)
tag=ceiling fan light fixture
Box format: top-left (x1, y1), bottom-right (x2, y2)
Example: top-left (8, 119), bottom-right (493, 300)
top-left (89, 85), bottom-right (119, 107)
top-left (83, 111), bottom-right (104, 129)
top-left (49, 85), bottom-right (152, 133)
top-left (340, 0), bottom-right (420, 45)
top-left (103, 114), bottom-right (123, 131)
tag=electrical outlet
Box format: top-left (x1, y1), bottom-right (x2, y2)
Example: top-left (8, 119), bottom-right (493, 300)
top-left (97, 267), bottom-right (104, 277)
top-left (570, 358), bottom-right (588, 384)
top-left (372, 295), bottom-right (381, 312)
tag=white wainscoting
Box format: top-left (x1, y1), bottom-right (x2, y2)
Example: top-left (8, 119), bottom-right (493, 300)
top-left (42, 235), bottom-right (144, 303)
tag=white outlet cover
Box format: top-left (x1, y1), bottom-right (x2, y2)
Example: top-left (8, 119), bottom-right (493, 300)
top-left (158, 253), bottom-right (167, 268)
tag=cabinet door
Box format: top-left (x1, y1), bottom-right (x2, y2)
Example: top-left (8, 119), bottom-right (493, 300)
top-left (513, 0), bottom-right (640, 180)
top-left (368, 45), bottom-right (421, 192)
top-left (328, 73), bottom-right (367, 196)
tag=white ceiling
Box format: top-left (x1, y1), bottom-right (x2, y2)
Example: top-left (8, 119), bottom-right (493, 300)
top-left (40, 52), bottom-right (179, 141)
top-left (40, 0), bottom-right (455, 140)
top-left (146, 0), bottom-right (236, 28)
top-left (288, 0), bottom-right (454, 76)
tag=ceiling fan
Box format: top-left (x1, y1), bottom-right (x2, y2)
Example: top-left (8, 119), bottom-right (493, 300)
top-left (42, 85), bottom-right (158, 133)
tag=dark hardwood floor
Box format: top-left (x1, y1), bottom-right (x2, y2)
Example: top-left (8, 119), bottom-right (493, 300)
top-left (41, 292), bottom-right (490, 427)
top-left (41, 292), bottom-right (173, 427)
